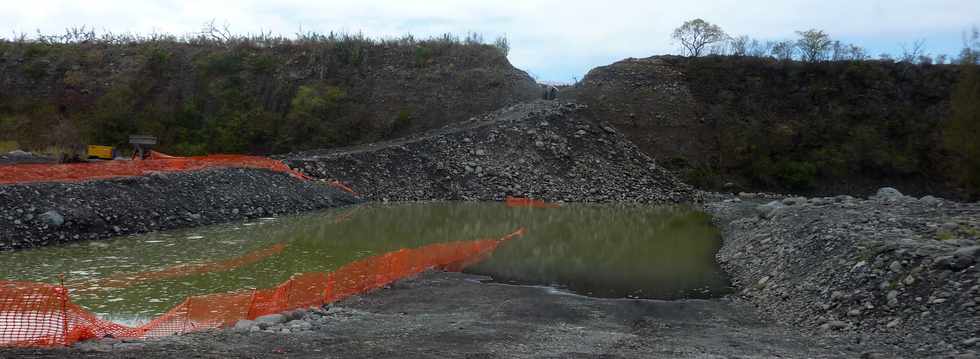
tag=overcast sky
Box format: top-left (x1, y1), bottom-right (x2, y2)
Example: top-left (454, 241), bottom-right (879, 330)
top-left (3, 0), bottom-right (978, 82)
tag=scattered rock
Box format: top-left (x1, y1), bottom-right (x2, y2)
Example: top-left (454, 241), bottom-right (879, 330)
top-left (873, 187), bottom-right (904, 200)
top-left (820, 320), bottom-right (849, 331)
top-left (113, 343), bottom-right (145, 350)
top-left (920, 195), bottom-right (943, 206)
top-left (756, 201), bottom-right (785, 219)
top-left (886, 291), bottom-right (899, 306)
top-left (255, 314), bottom-right (288, 326)
top-left (233, 319), bottom-right (256, 332)
top-left (39, 210), bottom-right (64, 227)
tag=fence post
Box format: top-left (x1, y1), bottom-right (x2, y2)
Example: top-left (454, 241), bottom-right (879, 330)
top-left (59, 274), bottom-right (69, 347)
top-left (246, 289), bottom-right (258, 320)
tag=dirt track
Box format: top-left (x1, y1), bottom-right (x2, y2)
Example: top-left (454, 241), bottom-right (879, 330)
top-left (3, 272), bottom-right (882, 359)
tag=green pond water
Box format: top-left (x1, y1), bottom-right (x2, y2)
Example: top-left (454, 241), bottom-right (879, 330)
top-left (0, 202), bottom-right (731, 323)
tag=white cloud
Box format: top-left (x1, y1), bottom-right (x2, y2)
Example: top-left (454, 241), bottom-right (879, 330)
top-left (1, 0), bottom-right (977, 81)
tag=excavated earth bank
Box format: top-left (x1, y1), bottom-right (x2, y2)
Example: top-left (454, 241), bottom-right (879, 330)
top-left (0, 168), bottom-right (360, 250)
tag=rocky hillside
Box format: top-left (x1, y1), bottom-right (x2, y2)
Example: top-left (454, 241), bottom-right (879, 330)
top-left (568, 56), bottom-right (971, 199)
top-left (284, 101), bottom-right (698, 204)
top-left (0, 35), bottom-right (540, 155)
top-left (707, 190), bottom-right (980, 356)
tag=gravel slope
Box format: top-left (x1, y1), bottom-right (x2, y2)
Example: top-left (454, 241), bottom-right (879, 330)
top-left (0, 168), bottom-right (360, 250)
top-left (284, 100), bottom-right (699, 204)
top-left (707, 189), bottom-right (980, 358)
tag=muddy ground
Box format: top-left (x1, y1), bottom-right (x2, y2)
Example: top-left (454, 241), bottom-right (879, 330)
top-left (5, 272), bottom-right (884, 359)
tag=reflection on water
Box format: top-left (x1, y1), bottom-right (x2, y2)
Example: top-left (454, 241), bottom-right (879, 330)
top-left (0, 202), bottom-right (730, 322)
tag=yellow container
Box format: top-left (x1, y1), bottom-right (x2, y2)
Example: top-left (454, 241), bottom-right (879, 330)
top-left (86, 145), bottom-right (114, 160)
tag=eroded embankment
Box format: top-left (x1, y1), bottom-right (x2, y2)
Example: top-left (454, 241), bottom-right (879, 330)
top-left (0, 168), bottom-right (359, 250)
top-left (284, 101), bottom-right (699, 204)
top-left (707, 190), bottom-right (980, 357)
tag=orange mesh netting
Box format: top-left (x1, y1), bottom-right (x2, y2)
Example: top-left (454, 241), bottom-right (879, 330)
top-left (0, 151), bottom-right (309, 185)
top-left (0, 228), bottom-right (525, 347)
top-left (505, 196), bottom-right (559, 208)
top-left (328, 180), bottom-right (358, 195)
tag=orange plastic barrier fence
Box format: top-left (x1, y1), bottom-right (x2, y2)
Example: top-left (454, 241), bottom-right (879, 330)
top-left (505, 196), bottom-right (559, 208)
top-left (68, 243), bottom-right (287, 292)
top-left (0, 228), bottom-right (525, 347)
top-left (329, 180), bottom-right (357, 195)
top-left (0, 151), bottom-right (309, 185)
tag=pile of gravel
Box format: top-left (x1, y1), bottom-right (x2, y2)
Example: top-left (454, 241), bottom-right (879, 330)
top-left (284, 100), bottom-right (699, 204)
top-left (707, 188), bottom-right (980, 357)
top-left (0, 168), bottom-right (360, 250)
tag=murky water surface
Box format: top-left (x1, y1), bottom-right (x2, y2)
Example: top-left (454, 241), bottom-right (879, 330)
top-left (0, 202), bottom-right (730, 322)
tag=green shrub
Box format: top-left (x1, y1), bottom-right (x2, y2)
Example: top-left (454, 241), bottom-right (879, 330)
top-left (247, 53), bottom-right (278, 75)
top-left (392, 109), bottom-right (413, 134)
top-left (23, 62), bottom-right (48, 80)
top-left (773, 160), bottom-right (817, 190)
top-left (279, 84), bottom-right (348, 149)
top-left (415, 46), bottom-right (433, 67)
top-left (195, 51), bottom-right (244, 77)
top-left (0, 140), bottom-right (18, 153)
top-left (684, 164), bottom-right (723, 189)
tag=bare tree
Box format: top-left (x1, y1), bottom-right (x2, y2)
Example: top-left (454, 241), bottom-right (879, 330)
top-left (846, 45), bottom-right (868, 60)
top-left (747, 39), bottom-right (773, 57)
top-left (729, 35), bottom-right (750, 56)
top-left (201, 19), bottom-right (233, 43)
top-left (959, 27), bottom-right (980, 64)
top-left (830, 41), bottom-right (844, 61)
top-left (771, 40), bottom-right (796, 60)
top-left (796, 29), bottom-right (833, 62)
top-left (493, 35), bottom-right (510, 57)
top-left (672, 19), bottom-right (727, 57)
top-left (830, 41), bottom-right (867, 61)
top-left (900, 39), bottom-right (927, 63)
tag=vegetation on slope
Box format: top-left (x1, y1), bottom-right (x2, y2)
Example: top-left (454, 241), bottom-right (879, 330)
top-left (944, 30), bottom-right (980, 197)
top-left (572, 23), bottom-right (980, 199)
top-left (0, 28), bottom-right (533, 156)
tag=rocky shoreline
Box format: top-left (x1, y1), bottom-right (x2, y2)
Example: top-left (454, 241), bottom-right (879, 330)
top-left (707, 188), bottom-right (980, 358)
top-left (0, 168), bottom-right (360, 250)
